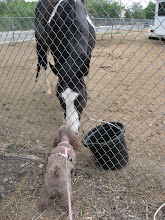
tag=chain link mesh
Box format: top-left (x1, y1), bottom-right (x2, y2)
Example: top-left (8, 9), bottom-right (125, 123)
top-left (0, 0), bottom-right (164, 219)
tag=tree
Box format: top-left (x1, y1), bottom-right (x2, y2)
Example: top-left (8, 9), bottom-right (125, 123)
top-left (86, 0), bottom-right (121, 18)
top-left (144, 1), bottom-right (155, 19)
top-left (129, 2), bottom-right (145, 19)
top-left (124, 8), bottom-right (132, 18)
top-left (1, 0), bottom-right (37, 17)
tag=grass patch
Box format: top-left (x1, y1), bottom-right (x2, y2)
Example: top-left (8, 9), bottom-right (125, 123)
top-left (6, 140), bottom-right (18, 151)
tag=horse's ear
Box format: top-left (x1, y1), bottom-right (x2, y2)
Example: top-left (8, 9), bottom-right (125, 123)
top-left (49, 62), bottom-right (58, 76)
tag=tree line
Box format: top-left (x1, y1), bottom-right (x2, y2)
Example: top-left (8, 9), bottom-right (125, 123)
top-left (0, 0), bottom-right (37, 31)
top-left (86, 0), bottom-right (155, 19)
top-left (0, 0), bottom-right (155, 31)
top-left (0, 0), bottom-right (155, 19)
top-left (0, 0), bottom-right (36, 17)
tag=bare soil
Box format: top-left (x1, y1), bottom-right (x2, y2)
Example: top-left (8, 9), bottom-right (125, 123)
top-left (0, 30), bottom-right (164, 219)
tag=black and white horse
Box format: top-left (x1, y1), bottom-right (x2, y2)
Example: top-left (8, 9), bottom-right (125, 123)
top-left (35, 0), bottom-right (95, 132)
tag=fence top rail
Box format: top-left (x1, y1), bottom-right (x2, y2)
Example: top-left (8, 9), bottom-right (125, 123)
top-left (0, 17), bottom-right (153, 21)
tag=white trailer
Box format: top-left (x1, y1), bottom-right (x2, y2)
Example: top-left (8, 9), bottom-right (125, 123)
top-left (148, 0), bottom-right (165, 39)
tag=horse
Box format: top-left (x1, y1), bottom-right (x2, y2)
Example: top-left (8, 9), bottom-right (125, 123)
top-left (35, 0), bottom-right (95, 132)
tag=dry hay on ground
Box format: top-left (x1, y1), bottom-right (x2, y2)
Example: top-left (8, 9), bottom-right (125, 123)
top-left (0, 30), bottom-right (164, 219)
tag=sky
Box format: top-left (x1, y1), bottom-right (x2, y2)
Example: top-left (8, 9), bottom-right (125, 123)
top-left (120, 0), bottom-right (155, 8)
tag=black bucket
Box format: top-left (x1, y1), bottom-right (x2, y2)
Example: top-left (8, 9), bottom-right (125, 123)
top-left (82, 122), bottom-right (129, 170)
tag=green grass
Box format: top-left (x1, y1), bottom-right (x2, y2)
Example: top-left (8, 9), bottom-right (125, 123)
top-left (7, 140), bottom-right (18, 151)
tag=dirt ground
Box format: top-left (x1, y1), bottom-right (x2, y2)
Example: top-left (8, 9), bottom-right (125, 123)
top-left (0, 30), bottom-right (164, 219)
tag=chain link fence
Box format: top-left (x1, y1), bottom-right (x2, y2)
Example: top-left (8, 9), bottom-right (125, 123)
top-left (0, 0), bottom-right (164, 219)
